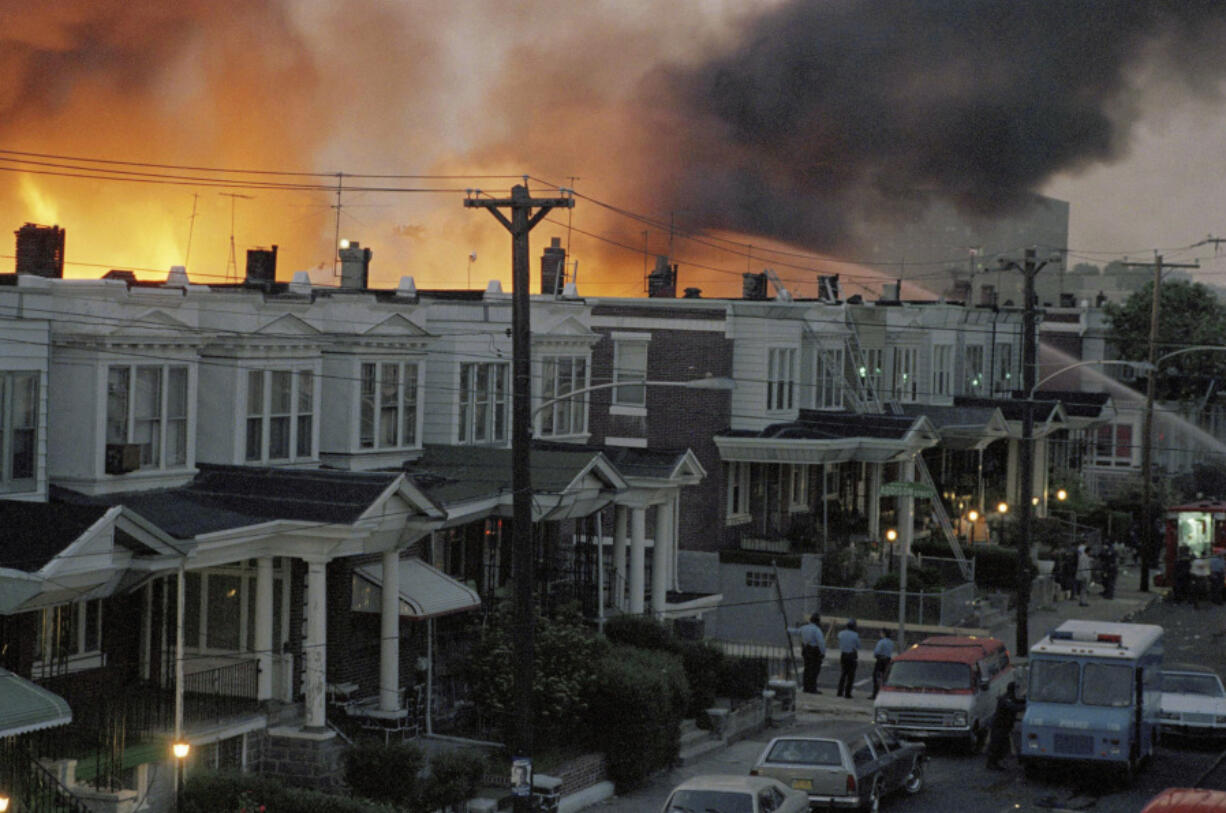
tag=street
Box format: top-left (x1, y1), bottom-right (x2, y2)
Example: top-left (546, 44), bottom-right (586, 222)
top-left (587, 577), bottom-right (1226, 812)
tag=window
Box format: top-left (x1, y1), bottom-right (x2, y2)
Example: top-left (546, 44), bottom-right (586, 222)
top-left (726, 461), bottom-right (750, 520)
top-left (246, 368), bottom-right (314, 462)
top-left (1029, 659), bottom-right (1080, 704)
top-left (892, 347), bottom-right (918, 402)
top-left (789, 464), bottom-right (807, 509)
top-left (994, 343), bottom-right (1014, 394)
top-left (964, 345), bottom-right (985, 394)
top-left (745, 570), bottom-right (776, 588)
top-left (458, 362), bottom-right (509, 444)
top-left (860, 348), bottom-right (884, 401)
top-left (767, 348), bottom-right (796, 411)
top-left (107, 364), bottom-right (189, 469)
top-left (933, 344), bottom-right (954, 397)
top-left (539, 355), bottom-right (588, 437)
top-left (34, 599), bottom-right (103, 675)
top-left (184, 563), bottom-right (286, 653)
top-left (359, 362), bottom-right (419, 449)
top-left (0, 371), bottom-right (38, 491)
top-left (816, 347), bottom-right (844, 409)
top-left (1082, 663), bottom-right (1133, 707)
top-left (1095, 423), bottom-right (1133, 467)
top-left (612, 339), bottom-right (647, 407)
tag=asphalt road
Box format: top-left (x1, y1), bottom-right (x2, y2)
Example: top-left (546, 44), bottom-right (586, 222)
top-left (588, 593), bottom-right (1226, 812)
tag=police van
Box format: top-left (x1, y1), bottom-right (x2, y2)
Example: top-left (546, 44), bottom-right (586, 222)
top-left (1020, 620), bottom-right (1163, 781)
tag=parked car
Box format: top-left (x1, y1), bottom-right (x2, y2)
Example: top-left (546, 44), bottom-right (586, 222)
top-left (1141, 788), bottom-right (1226, 812)
top-left (1160, 664), bottom-right (1226, 739)
top-left (873, 634), bottom-right (1014, 751)
top-left (750, 720), bottom-right (926, 812)
top-left (661, 774), bottom-right (809, 813)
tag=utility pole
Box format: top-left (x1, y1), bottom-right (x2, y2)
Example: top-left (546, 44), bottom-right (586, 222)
top-left (1121, 253), bottom-right (1198, 591)
top-left (1000, 247), bottom-right (1055, 655)
top-left (465, 184), bottom-right (572, 813)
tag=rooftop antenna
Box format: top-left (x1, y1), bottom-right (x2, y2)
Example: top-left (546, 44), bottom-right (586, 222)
top-left (184, 193), bottom-right (199, 271)
top-left (332, 172), bottom-right (344, 278)
top-left (219, 192), bottom-right (254, 282)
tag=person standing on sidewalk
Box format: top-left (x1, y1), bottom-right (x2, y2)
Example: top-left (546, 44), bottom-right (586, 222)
top-left (836, 619), bottom-right (861, 699)
top-left (788, 613), bottom-right (827, 694)
top-left (871, 628), bottom-right (895, 700)
top-left (986, 682), bottom-right (1026, 770)
top-left (1076, 544), bottom-right (1092, 607)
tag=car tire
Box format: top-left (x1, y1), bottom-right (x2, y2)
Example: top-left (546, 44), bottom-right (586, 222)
top-left (903, 757), bottom-right (925, 794)
top-left (861, 778), bottom-right (881, 813)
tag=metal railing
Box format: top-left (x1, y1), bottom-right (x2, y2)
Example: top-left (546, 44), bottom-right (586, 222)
top-left (813, 583), bottom-right (977, 629)
top-left (183, 659), bottom-right (260, 725)
top-left (0, 739), bottom-right (92, 813)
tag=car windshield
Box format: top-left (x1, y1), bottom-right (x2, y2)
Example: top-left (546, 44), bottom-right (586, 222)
top-left (1029, 659), bottom-right (1079, 703)
top-left (765, 738), bottom-right (842, 765)
top-left (884, 660), bottom-right (971, 689)
top-left (666, 790), bottom-right (754, 813)
top-left (1082, 663), bottom-right (1133, 707)
top-left (1164, 673), bottom-right (1225, 696)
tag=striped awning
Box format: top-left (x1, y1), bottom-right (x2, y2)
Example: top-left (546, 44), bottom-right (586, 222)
top-left (0, 668), bottom-right (72, 736)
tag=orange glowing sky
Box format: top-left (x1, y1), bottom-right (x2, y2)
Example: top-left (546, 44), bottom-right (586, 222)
top-left (3, 0), bottom-right (1226, 299)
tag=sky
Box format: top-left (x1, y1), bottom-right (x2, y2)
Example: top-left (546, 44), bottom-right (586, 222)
top-left (2, 0), bottom-right (1226, 299)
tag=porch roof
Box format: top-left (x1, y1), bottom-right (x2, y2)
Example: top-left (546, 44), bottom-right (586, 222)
top-left (1013, 390), bottom-right (1115, 430)
top-left (714, 411), bottom-right (939, 464)
top-left (353, 557), bottom-right (481, 619)
top-left (953, 396), bottom-right (1067, 438)
top-left (0, 667), bottom-right (72, 736)
top-left (898, 404), bottom-right (1010, 451)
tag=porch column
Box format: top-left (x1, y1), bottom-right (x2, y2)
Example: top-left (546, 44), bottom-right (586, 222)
top-left (613, 505), bottom-right (628, 611)
top-left (379, 550), bottom-right (401, 712)
top-left (255, 557), bottom-right (274, 701)
top-left (628, 507), bottom-right (647, 615)
top-left (304, 559), bottom-right (328, 729)
top-left (866, 462), bottom-right (882, 542)
top-left (897, 457), bottom-right (916, 648)
top-left (652, 499), bottom-right (674, 620)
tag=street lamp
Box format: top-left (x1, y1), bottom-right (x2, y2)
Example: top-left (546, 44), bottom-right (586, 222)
top-left (967, 510), bottom-right (979, 545)
top-left (995, 502), bottom-right (1008, 545)
top-left (173, 741), bottom-right (190, 812)
top-left (0, 793), bottom-right (10, 812)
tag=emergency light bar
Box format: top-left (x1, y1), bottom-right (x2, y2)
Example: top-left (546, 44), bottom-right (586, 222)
top-left (1049, 630), bottom-right (1123, 644)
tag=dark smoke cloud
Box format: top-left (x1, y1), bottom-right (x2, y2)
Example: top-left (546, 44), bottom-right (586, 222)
top-left (643, 0), bottom-right (1226, 253)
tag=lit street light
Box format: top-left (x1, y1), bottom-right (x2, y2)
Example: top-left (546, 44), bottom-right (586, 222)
top-left (173, 741), bottom-right (190, 813)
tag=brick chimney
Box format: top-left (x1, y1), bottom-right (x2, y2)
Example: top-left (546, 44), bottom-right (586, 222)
top-left (245, 246), bottom-right (278, 286)
top-left (540, 237), bottom-right (566, 296)
top-left (742, 272), bottom-right (768, 300)
top-left (15, 223), bottom-right (65, 278)
top-left (647, 255), bottom-right (676, 298)
top-left (339, 242), bottom-right (372, 289)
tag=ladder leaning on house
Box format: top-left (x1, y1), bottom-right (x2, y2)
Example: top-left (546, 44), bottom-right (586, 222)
top-left (842, 314), bottom-right (974, 583)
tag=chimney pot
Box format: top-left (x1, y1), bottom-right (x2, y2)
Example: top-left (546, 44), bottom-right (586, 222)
top-left (339, 242), bottom-right (372, 289)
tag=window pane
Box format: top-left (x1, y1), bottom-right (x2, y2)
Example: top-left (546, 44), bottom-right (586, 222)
top-left (245, 418), bottom-right (263, 462)
top-left (1115, 425), bottom-right (1132, 461)
top-left (297, 370), bottom-right (313, 415)
top-left (106, 367), bottom-right (130, 443)
top-left (269, 416), bottom-right (290, 459)
top-left (10, 372), bottom-right (37, 480)
top-left (270, 371), bottom-right (292, 414)
top-left (458, 364), bottom-right (471, 443)
top-left (380, 363), bottom-right (399, 446)
top-left (493, 365), bottom-right (507, 442)
top-left (541, 358), bottom-right (557, 435)
top-left (402, 364), bottom-right (418, 447)
top-left (247, 370), bottom-right (264, 417)
top-left (297, 415), bottom-right (312, 457)
top-left (614, 342), bottom-right (647, 406)
top-left (360, 363), bottom-right (376, 448)
top-left (206, 574), bottom-right (242, 650)
top-left (134, 367), bottom-right (162, 465)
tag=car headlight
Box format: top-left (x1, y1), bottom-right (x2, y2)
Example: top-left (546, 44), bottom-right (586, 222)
top-left (876, 709), bottom-right (890, 723)
top-left (952, 711), bottom-right (968, 727)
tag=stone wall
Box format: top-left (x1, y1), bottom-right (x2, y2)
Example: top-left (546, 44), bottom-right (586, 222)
top-left (257, 730), bottom-right (347, 794)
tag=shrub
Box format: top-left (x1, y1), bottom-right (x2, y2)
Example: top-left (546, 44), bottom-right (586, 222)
top-left (678, 640), bottom-right (725, 716)
top-left (183, 771), bottom-right (396, 813)
top-left (585, 645), bottom-right (689, 790)
top-left (419, 749), bottom-right (489, 812)
top-left (603, 614), bottom-right (679, 653)
top-left (717, 655), bottom-right (768, 704)
top-left (343, 740), bottom-right (424, 806)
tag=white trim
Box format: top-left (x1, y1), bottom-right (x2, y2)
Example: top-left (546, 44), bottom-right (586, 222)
top-left (609, 405), bottom-right (647, 417)
top-left (605, 436), bottom-right (648, 448)
top-left (610, 331), bottom-right (652, 341)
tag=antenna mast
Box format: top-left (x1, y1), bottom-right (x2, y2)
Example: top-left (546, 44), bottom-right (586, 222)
top-left (219, 192), bottom-right (254, 282)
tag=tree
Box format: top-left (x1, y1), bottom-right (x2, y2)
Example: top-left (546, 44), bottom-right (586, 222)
top-left (1105, 278), bottom-right (1226, 401)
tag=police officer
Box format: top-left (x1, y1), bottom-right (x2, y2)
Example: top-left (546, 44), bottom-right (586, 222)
top-left (871, 628), bottom-right (895, 700)
top-left (836, 619), bottom-right (861, 699)
top-left (788, 613), bottom-right (827, 694)
top-left (986, 682), bottom-right (1026, 770)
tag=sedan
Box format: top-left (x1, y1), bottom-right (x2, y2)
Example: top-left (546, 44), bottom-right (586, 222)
top-left (1161, 664), bottom-right (1226, 739)
top-left (751, 720), bottom-right (925, 812)
top-left (661, 774), bottom-right (809, 813)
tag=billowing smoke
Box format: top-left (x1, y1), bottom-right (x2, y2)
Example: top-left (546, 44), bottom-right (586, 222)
top-left (2, 0), bottom-right (1226, 292)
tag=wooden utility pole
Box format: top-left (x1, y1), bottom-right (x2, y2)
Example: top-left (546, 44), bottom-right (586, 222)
top-left (464, 184), bottom-right (572, 813)
top-left (1121, 254), bottom-right (1198, 591)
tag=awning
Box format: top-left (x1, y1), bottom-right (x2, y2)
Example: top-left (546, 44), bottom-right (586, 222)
top-left (354, 557), bottom-right (481, 620)
top-left (0, 668), bottom-right (72, 736)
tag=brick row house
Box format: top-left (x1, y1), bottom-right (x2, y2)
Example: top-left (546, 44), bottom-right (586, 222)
top-left (0, 228), bottom-right (1113, 809)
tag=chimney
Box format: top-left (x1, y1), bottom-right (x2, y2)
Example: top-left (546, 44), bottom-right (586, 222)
top-left (245, 245), bottom-right (278, 286)
top-left (741, 272), bottom-right (767, 301)
top-left (683, 287), bottom-right (702, 298)
top-left (15, 223), bottom-right (65, 278)
top-left (647, 255), bottom-right (676, 298)
top-left (947, 279), bottom-right (971, 303)
top-left (339, 241), bottom-right (372, 289)
top-left (540, 237), bottom-right (566, 296)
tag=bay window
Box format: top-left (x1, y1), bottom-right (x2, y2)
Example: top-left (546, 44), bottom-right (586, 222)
top-left (246, 368), bottom-right (315, 462)
top-left (458, 362), bottom-right (509, 444)
top-left (539, 355), bottom-right (588, 437)
top-left (107, 363), bottom-right (189, 469)
top-left (817, 348), bottom-right (844, 409)
top-left (0, 371), bottom-right (38, 491)
top-left (767, 348), bottom-right (797, 411)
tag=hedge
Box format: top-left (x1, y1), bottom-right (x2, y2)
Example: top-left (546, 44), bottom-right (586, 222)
top-left (183, 772), bottom-right (395, 813)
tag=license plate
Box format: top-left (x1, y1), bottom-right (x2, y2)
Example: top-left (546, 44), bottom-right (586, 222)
top-left (791, 779), bottom-right (813, 791)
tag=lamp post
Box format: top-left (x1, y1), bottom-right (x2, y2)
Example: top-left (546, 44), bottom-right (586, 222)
top-left (966, 510), bottom-right (979, 545)
top-left (172, 741), bottom-right (190, 812)
top-left (885, 528), bottom-right (898, 571)
top-left (995, 502), bottom-right (1008, 545)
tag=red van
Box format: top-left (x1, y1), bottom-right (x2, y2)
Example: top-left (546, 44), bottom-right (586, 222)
top-left (1141, 789), bottom-right (1226, 812)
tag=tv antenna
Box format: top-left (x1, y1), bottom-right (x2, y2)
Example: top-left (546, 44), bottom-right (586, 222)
top-left (219, 192), bottom-right (254, 282)
top-left (184, 193), bottom-right (200, 270)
